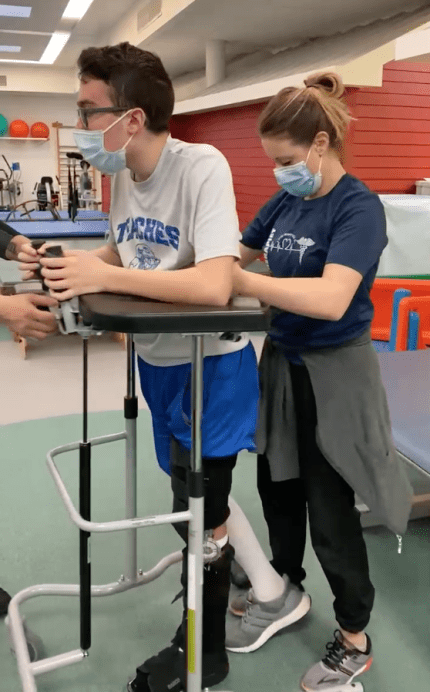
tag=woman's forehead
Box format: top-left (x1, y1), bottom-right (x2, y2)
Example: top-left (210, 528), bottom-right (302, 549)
top-left (261, 137), bottom-right (305, 160)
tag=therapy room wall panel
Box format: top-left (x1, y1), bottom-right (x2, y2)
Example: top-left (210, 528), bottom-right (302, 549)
top-left (171, 60), bottom-right (430, 218)
top-left (170, 103), bottom-right (278, 230)
top-left (349, 60), bottom-right (430, 194)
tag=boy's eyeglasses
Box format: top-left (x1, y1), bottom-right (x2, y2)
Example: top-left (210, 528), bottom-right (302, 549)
top-left (77, 107), bottom-right (128, 129)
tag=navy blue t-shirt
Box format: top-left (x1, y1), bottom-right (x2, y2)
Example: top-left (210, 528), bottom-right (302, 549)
top-left (241, 174), bottom-right (387, 351)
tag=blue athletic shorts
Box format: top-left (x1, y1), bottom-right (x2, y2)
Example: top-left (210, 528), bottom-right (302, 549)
top-left (137, 341), bottom-right (259, 474)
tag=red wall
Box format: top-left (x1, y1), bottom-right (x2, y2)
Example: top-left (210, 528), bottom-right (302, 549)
top-left (101, 174), bottom-right (111, 213)
top-left (348, 60), bottom-right (430, 194)
top-left (170, 60), bottom-right (430, 228)
top-left (170, 103), bottom-right (276, 230)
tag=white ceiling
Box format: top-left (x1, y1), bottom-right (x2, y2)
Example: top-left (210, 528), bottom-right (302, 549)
top-left (1, 0), bottom-right (430, 79)
top-left (0, 0), bottom-right (138, 64)
top-left (142, 0), bottom-right (430, 77)
top-left (0, 0), bottom-right (68, 34)
top-left (57, 0), bottom-right (140, 67)
top-left (0, 0), bottom-right (69, 62)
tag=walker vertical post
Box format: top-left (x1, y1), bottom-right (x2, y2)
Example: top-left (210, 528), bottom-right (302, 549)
top-left (187, 335), bottom-right (205, 692)
top-left (80, 336), bottom-right (91, 651)
top-left (125, 335), bottom-right (138, 582)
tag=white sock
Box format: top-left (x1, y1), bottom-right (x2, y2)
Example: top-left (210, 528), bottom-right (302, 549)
top-left (226, 496), bottom-right (286, 602)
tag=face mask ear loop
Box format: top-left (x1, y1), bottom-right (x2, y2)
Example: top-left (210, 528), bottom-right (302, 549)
top-left (123, 133), bottom-right (135, 151)
top-left (102, 108), bottom-right (133, 135)
top-left (305, 145), bottom-right (323, 173)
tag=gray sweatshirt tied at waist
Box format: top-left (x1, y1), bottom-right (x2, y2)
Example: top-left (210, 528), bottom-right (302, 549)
top-left (256, 330), bottom-right (413, 538)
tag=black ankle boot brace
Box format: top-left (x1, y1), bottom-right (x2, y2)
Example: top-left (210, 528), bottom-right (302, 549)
top-left (133, 543), bottom-right (234, 692)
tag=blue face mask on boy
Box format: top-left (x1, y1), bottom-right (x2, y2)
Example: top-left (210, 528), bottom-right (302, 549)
top-left (274, 148), bottom-right (322, 197)
top-left (73, 110), bottom-right (136, 175)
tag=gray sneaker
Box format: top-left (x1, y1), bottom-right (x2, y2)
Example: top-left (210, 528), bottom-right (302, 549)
top-left (225, 578), bottom-right (311, 653)
top-left (229, 585), bottom-right (249, 616)
top-left (300, 630), bottom-right (372, 691)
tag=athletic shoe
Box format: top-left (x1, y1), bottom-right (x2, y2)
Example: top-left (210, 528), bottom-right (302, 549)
top-left (300, 630), bottom-right (373, 691)
top-left (126, 645), bottom-right (229, 691)
top-left (225, 578), bottom-right (311, 653)
top-left (229, 584), bottom-right (250, 617)
top-left (229, 578), bottom-right (305, 617)
top-left (0, 587), bottom-right (12, 617)
top-left (229, 571), bottom-right (306, 617)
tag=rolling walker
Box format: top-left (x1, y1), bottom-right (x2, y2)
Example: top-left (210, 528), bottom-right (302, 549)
top-left (6, 292), bottom-right (271, 692)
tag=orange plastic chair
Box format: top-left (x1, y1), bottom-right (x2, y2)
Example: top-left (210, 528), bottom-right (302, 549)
top-left (395, 296), bottom-right (430, 351)
top-left (371, 279), bottom-right (430, 342)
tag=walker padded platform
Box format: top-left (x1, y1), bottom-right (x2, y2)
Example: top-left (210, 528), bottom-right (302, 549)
top-left (0, 220), bottom-right (107, 238)
top-left (0, 210), bottom-right (108, 220)
top-left (378, 350), bottom-right (430, 475)
top-left (79, 293), bottom-right (270, 335)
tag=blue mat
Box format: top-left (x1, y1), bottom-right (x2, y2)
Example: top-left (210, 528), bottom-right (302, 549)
top-left (0, 210), bottom-right (108, 221)
top-left (1, 219), bottom-right (108, 237)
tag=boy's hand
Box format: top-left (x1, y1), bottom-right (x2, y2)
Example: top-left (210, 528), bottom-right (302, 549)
top-left (40, 249), bottom-right (109, 301)
top-left (19, 242), bottom-right (68, 281)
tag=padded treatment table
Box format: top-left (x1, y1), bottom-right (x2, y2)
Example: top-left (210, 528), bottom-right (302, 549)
top-left (379, 350), bottom-right (430, 478)
top-left (0, 211), bottom-right (108, 283)
top-left (0, 211), bottom-right (108, 220)
top-left (361, 350), bottom-right (430, 528)
top-left (8, 293), bottom-right (270, 692)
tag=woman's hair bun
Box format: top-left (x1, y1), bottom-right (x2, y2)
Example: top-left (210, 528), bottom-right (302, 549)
top-left (304, 72), bottom-right (345, 99)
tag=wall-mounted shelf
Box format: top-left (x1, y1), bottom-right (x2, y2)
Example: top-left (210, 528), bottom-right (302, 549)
top-left (0, 137), bottom-right (49, 141)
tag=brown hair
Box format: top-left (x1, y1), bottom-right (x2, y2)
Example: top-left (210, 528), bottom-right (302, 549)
top-left (258, 72), bottom-right (353, 151)
top-left (77, 42), bottom-right (174, 134)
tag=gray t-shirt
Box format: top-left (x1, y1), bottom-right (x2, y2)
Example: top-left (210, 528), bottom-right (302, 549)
top-left (108, 136), bottom-right (248, 366)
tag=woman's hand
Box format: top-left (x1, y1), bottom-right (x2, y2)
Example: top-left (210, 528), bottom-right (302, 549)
top-left (0, 293), bottom-right (58, 339)
top-left (40, 249), bottom-right (110, 301)
top-left (17, 241), bottom-right (43, 280)
top-left (7, 235), bottom-right (42, 279)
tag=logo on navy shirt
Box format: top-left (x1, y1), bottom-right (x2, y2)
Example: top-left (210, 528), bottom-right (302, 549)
top-left (264, 228), bottom-right (315, 265)
top-left (129, 244), bottom-right (161, 270)
top-left (116, 216), bottom-right (180, 251)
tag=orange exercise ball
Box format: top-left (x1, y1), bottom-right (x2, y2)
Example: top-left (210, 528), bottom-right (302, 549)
top-left (30, 121), bottom-right (49, 138)
top-left (9, 119), bottom-right (29, 137)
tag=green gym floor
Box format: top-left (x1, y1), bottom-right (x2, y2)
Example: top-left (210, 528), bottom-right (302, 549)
top-left (1, 328), bottom-right (429, 692)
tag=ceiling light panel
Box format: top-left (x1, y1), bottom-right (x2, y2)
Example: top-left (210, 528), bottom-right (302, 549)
top-left (0, 45), bottom-right (21, 51)
top-left (62, 0), bottom-right (94, 20)
top-left (0, 5), bottom-right (32, 18)
top-left (39, 31), bottom-right (70, 64)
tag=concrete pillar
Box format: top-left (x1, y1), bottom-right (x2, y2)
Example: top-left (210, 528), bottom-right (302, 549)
top-left (206, 40), bottom-right (226, 88)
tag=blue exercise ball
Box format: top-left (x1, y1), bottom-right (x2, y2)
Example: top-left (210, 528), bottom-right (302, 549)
top-left (0, 114), bottom-right (8, 136)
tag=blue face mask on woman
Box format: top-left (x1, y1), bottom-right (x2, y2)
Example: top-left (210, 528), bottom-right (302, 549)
top-left (274, 148), bottom-right (322, 197)
top-left (73, 110), bottom-right (136, 175)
